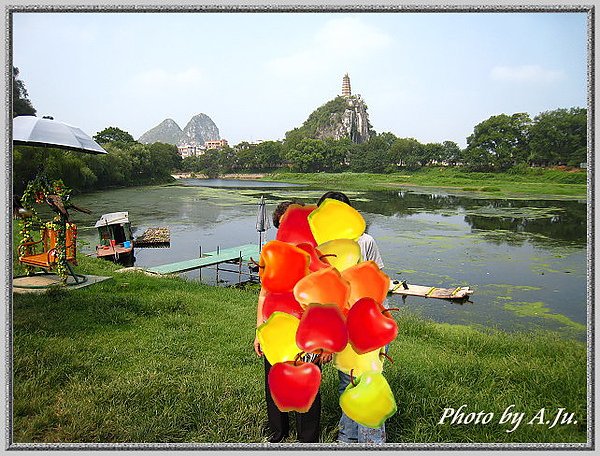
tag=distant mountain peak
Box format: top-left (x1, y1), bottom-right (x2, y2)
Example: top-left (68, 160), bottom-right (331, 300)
top-left (182, 113), bottom-right (220, 146)
top-left (138, 113), bottom-right (220, 146)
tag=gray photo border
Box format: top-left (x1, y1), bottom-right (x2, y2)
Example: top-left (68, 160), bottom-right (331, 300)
top-left (2, 1), bottom-right (595, 453)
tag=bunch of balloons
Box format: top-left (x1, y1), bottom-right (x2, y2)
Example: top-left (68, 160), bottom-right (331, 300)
top-left (256, 199), bottom-right (398, 428)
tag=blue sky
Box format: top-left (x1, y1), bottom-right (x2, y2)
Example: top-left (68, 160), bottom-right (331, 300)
top-left (13, 11), bottom-right (588, 147)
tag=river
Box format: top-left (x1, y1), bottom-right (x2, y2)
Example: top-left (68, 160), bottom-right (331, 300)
top-left (71, 179), bottom-right (588, 340)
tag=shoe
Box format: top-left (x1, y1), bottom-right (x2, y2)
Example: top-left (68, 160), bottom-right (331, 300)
top-left (268, 432), bottom-right (288, 443)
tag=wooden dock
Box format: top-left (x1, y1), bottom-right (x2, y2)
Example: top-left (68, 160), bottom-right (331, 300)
top-left (145, 244), bottom-right (260, 275)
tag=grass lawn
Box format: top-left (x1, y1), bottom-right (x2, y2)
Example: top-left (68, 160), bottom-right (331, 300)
top-left (11, 240), bottom-right (587, 444)
top-left (265, 168), bottom-right (587, 199)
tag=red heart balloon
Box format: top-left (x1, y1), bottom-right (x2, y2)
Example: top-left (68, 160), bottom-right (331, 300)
top-left (268, 361), bottom-right (321, 413)
top-left (296, 242), bottom-right (331, 272)
top-left (276, 204), bottom-right (318, 246)
top-left (346, 297), bottom-right (398, 354)
top-left (262, 292), bottom-right (304, 320)
top-left (296, 303), bottom-right (348, 354)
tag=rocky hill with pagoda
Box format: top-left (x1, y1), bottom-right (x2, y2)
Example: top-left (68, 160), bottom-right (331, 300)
top-left (286, 74), bottom-right (374, 144)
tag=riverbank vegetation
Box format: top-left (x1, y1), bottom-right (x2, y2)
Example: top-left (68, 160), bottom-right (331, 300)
top-left (11, 224), bottom-right (587, 445)
top-left (267, 167), bottom-right (587, 199)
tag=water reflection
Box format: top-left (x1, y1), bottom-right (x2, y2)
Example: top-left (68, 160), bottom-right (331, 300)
top-left (351, 191), bottom-right (586, 247)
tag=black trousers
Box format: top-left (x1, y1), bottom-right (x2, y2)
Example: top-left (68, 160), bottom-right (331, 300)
top-left (264, 357), bottom-right (321, 443)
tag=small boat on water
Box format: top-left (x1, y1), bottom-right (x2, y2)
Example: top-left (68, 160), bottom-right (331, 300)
top-left (95, 211), bottom-right (135, 265)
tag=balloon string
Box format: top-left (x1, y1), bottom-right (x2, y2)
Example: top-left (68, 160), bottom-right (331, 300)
top-left (249, 257), bottom-right (264, 268)
top-left (319, 254), bottom-right (337, 260)
top-left (380, 352), bottom-right (394, 364)
top-left (382, 307), bottom-right (400, 317)
top-left (350, 368), bottom-right (356, 387)
top-left (294, 351), bottom-right (305, 365)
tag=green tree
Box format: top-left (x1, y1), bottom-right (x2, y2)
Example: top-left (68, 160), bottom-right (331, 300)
top-left (285, 139), bottom-right (331, 172)
top-left (423, 143), bottom-right (445, 166)
top-left (148, 142), bottom-right (182, 172)
top-left (94, 127), bottom-right (136, 145)
top-left (441, 141), bottom-right (462, 166)
top-left (180, 155), bottom-right (204, 173)
top-left (465, 113), bottom-right (531, 171)
top-left (13, 145), bottom-right (46, 196)
top-left (528, 107), bottom-right (587, 167)
top-left (255, 141), bottom-right (285, 170)
top-left (389, 138), bottom-right (425, 170)
top-left (13, 67), bottom-right (36, 117)
top-left (201, 149), bottom-right (221, 178)
top-left (44, 150), bottom-right (98, 191)
top-left (284, 128), bottom-right (306, 152)
top-left (235, 145), bottom-right (260, 171)
top-left (348, 134), bottom-right (396, 173)
top-left (216, 146), bottom-right (238, 174)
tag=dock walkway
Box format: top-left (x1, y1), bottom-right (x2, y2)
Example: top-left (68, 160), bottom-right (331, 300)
top-left (145, 244), bottom-right (259, 275)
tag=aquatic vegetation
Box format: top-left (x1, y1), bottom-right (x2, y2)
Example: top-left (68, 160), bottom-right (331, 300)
top-left (503, 301), bottom-right (586, 332)
top-left (485, 284), bottom-right (543, 293)
top-left (461, 206), bottom-right (566, 219)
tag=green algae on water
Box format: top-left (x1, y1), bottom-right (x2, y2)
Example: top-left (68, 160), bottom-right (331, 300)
top-left (504, 301), bottom-right (586, 331)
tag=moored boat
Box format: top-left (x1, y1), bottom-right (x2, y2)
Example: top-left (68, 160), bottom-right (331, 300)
top-left (95, 211), bottom-right (134, 265)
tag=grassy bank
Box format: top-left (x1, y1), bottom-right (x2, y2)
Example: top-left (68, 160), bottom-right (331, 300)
top-left (11, 249), bottom-right (587, 444)
top-left (265, 168), bottom-right (587, 199)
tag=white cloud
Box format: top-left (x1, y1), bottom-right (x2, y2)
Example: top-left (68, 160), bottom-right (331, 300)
top-left (490, 65), bottom-right (565, 83)
top-left (132, 67), bottom-right (205, 90)
top-left (266, 17), bottom-right (391, 78)
top-left (314, 17), bottom-right (392, 56)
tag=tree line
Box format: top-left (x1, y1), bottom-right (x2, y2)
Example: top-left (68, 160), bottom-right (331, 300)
top-left (13, 129), bottom-right (182, 197)
top-left (180, 107), bottom-right (586, 176)
top-left (13, 66), bottom-right (587, 195)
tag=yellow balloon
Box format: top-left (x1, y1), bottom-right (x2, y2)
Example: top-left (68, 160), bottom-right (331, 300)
top-left (308, 199), bottom-right (366, 245)
top-left (333, 343), bottom-right (384, 376)
top-left (257, 311), bottom-right (302, 365)
top-left (340, 371), bottom-right (397, 428)
top-left (317, 239), bottom-right (361, 272)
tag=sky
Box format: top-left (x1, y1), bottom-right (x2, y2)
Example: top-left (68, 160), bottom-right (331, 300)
top-left (13, 11), bottom-right (588, 148)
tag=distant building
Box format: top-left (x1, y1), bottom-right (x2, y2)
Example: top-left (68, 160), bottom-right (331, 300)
top-left (177, 144), bottom-right (205, 159)
top-left (342, 73), bottom-right (352, 97)
top-left (205, 139), bottom-right (229, 150)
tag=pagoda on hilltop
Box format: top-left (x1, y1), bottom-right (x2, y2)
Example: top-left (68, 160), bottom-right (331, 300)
top-left (342, 73), bottom-right (352, 97)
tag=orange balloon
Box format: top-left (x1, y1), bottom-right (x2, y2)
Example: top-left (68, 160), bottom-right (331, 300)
top-left (341, 261), bottom-right (390, 307)
top-left (259, 240), bottom-right (310, 293)
top-left (293, 266), bottom-right (351, 314)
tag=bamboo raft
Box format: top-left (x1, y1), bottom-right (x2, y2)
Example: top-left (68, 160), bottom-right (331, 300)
top-left (389, 280), bottom-right (473, 300)
top-left (135, 227), bottom-right (170, 247)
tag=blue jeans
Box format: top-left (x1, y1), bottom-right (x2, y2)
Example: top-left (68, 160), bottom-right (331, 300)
top-left (337, 370), bottom-right (386, 443)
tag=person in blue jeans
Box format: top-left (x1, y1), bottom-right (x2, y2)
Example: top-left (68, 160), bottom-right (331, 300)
top-left (317, 191), bottom-right (388, 444)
